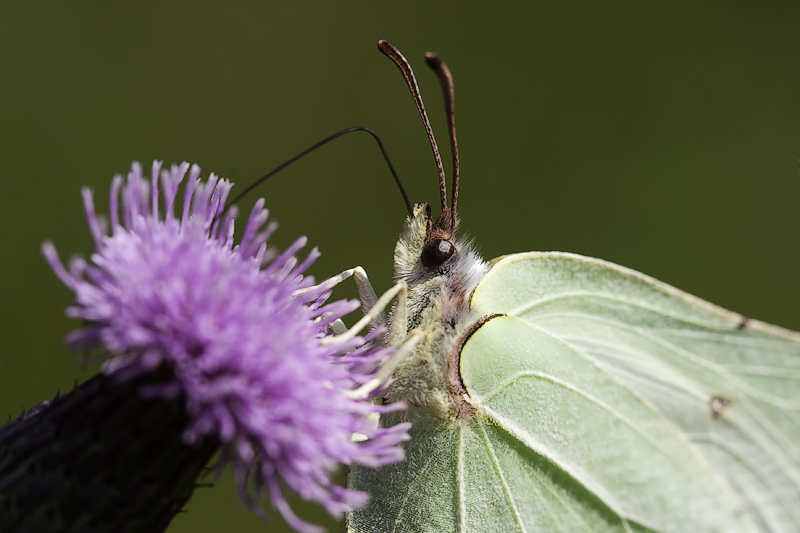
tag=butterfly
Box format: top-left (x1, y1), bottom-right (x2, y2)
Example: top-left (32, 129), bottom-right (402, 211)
top-left (337, 41), bottom-right (800, 532)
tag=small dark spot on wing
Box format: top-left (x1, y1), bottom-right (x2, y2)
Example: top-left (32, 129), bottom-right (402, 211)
top-left (709, 395), bottom-right (733, 420)
top-left (736, 316), bottom-right (749, 330)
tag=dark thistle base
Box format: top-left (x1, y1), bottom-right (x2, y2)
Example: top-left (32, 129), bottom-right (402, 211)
top-left (0, 370), bottom-right (219, 532)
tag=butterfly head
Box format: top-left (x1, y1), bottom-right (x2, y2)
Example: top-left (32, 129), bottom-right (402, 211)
top-left (378, 41), bottom-right (467, 282)
top-left (394, 202), bottom-right (461, 284)
top-left (392, 199), bottom-right (486, 329)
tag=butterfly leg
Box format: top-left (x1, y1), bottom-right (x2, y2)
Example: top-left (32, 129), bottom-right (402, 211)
top-left (344, 329), bottom-right (422, 400)
top-left (302, 269), bottom-right (417, 400)
top-left (319, 278), bottom-right (418, 400)
top-left (320, 279), bottom-right (407, 345)
top-left (294, 266), bottom-right (384, 326)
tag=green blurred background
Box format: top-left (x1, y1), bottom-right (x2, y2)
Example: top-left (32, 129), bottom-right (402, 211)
top-left (2, 3), bottom-right (800, 532)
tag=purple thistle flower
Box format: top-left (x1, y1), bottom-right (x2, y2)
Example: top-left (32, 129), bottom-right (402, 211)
top-left (40, 161), bottom-right (410, 533)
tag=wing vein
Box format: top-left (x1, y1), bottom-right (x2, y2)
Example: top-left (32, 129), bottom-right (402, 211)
top-left (539, 311), bottom-right (800, 409)
top-left (457, 424), bottom-right (467, 533)
top-left (512, 291), bottom-right (731, 331)
top-left (476, 422), bottom-right (528, 533)
top-left (479, 369), bottom-right (695, 472)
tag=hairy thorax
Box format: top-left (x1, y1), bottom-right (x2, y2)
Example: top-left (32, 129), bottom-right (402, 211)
top-left (385, 252), bottom-right (487, 420)
top-left (384, 203), bottom-right (489, 420)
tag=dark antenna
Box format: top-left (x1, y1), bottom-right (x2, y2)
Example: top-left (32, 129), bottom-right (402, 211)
top-left (223, 126), bottom-right (412, 216)
top-left (378, 40), bottom-right (448, 214)
top-left (425, 52), bottom-right (459, 229)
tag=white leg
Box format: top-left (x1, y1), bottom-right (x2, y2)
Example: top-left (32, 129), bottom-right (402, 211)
top-left (294, 266), bottom-right (386, 326)
top-left (344, 329), bottom-right (422, 400)
top-left (353, 268), bottom-right (380, 315)
top-left (328, 318), bottom-right (348, 335)
top-left (293, 267), bottom-right (362, 297)
top-left (320, 280), bottom-right (407, 345)
top-left (386, 275), bottom-right (408, 348)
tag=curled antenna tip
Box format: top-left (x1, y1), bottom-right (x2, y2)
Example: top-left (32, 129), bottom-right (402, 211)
top-left (424, 52), bottom-right (442, 66)
top-left (423, 49), bottom-right (460, 224)
top-left (377, 39), bottom-right (449, 214)
top-left (377, 40), bottom-right (396, 54)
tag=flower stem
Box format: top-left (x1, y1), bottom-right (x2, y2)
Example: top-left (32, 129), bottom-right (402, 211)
top-left (0, 371), bottom-right (219, 532)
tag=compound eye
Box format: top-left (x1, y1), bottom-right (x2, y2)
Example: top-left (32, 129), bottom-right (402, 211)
top-left (421, 238), bottom-right (456, 268)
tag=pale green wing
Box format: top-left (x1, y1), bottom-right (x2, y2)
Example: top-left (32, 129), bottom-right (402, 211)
top-left (348, 314), bottom-right (754, 532)
top-left (348, 251), bottom-right (800, 532)
top-left (470, 251), bottom-right (800, 532)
